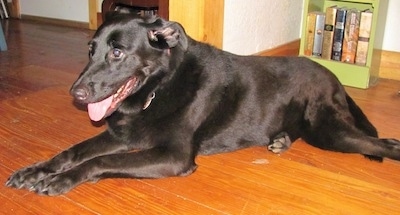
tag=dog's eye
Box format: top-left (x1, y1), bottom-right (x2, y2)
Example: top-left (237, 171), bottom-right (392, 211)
top-left (111, 48), bottom-right (123, 59)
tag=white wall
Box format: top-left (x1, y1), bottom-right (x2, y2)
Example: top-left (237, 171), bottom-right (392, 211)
top-left (381, 0), bottom-right (400, 52)
top-left (17, 0), bottom-right (399, 53)
top-left (20, 0), bottom-right (89, 23)
top-left (223, 0), bottom-right (399, 54)
top-left (222, 0), bottom-right (303, 55)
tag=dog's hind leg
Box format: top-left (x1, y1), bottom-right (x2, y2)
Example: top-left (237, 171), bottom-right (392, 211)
top-left (302, 110), bottom-right (400, 161)
top-left (323, 134), bottom-right (400, 161)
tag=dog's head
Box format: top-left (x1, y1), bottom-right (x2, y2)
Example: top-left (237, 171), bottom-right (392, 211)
top-left (70, 15), bottom-right (188, 121)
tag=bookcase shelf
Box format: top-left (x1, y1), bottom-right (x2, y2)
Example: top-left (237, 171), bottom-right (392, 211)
top-left (299, 0), bottom-right (387, 89)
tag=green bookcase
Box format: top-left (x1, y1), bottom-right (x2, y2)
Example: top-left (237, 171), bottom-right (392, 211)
top-left (299, 0), bottom-right (387, 89)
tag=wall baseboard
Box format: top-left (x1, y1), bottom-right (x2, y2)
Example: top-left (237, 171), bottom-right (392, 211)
top-left (257, 39), bottom-right (400, 81)
top-left (256, 40), bottom-right (300, 57)
top-left (21, 15), bottom-right (89, 29)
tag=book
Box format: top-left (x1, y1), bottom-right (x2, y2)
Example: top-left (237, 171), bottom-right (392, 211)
top-left (312, 12), bottom-right (326, 57)
top-left (322, 6), bottom-right (338, 60)
top-left (331, 8), bottom-right (347, 61)
top-left (341, 9), bottom-right (361, 63)
top-left (304, 12), bottom-right (318, 56)
top-left (355, 10), bottom-right (373, 66)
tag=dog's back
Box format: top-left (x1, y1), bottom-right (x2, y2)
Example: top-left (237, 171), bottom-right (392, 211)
top-left (183, 38), bottom-right (399, 161)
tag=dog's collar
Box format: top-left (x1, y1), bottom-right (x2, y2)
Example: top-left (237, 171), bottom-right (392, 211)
top-left (143, 92), bottom-right (156, 110)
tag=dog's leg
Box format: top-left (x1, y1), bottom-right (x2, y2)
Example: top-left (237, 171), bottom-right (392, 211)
top-left (20, 146), bottom-right (197, 196)
top-left (344, 94), bottom-right (384, 161)
top-left (6, 131), bottom-right (129, 191)
top-left (302, 111), bottom-right (400, 161)
top-left (267, 132), bottom-right (293, 153)
top-left (311, 132), bottom-right (400, 161)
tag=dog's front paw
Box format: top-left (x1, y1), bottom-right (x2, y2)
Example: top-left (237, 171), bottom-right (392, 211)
top-left (5, 163), bottom-right (52, 190)
top-left (31, 172), bottom-right (81, 196)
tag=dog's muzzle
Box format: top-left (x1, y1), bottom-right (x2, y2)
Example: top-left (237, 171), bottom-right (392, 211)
top-left (71, 85), bottom-right (90, 102)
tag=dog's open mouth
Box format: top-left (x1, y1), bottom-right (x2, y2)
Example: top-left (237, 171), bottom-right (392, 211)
top-left (87, 77), bottom-right (138, 121)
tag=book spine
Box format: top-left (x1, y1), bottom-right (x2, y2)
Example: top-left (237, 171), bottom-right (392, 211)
top-left (304, 12), bottom-right (317, 56)
top-left (312, 13), bottom-right (326, 57)
top-left (341, 9), bottom-right (361, 63)
top-left (331, 8), bottom-right (347, 61)
top-left (355, 10), bottom-right (373, 66)
top-left (322, 6), bottom-right (337, 60)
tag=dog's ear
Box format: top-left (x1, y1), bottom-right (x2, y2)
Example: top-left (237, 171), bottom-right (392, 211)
top-left (148, 21), bottom-right (188, 51)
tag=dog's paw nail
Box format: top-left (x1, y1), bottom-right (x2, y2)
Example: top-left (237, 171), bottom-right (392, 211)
top-left (29, 186), bottom-right (36, 192)
top-left (273, 137), bottom-right (285, 144)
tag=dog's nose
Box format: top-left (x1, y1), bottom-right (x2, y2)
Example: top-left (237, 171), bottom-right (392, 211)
top-left (71, 86), bottom-right (90, 101)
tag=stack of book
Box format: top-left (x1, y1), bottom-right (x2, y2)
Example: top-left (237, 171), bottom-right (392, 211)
top-left (304, 6), bottom-right (373, 66)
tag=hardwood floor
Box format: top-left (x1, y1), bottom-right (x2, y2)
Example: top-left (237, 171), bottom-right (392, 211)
top-left (1, 19), bottom-right (400, 215)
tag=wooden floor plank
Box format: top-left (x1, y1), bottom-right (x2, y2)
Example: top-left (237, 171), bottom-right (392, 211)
top-left (1, 18), bottom-right (400, 214)
top-left (201, 152), bottom-right (400, 212)
top-left (64, 179), bottom-right (224, 215)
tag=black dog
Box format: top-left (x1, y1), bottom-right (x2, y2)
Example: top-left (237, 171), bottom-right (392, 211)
top-left (6, 15), bottom-right (400, 196)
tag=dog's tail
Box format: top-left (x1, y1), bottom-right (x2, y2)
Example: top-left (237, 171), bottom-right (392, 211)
top-left (346, 94), bottom-right (393, 162)
top-left (346, 94), bottom-right (378, 137)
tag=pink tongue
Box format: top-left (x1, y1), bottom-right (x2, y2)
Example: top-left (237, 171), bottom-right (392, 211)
top-left (87, 95), bottom-right (113, 121)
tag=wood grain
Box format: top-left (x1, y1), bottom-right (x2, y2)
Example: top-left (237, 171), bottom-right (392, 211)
top-left (169, 0), bottom-right (224, 48)
top-left (7, 0), bottom-right (21, 18)
top-left (88, 0), bottom-right (99, 30)
top-left (0, 18), bottom-right (399, 215)
top-left (378, 50), bottom-right (400, 81)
